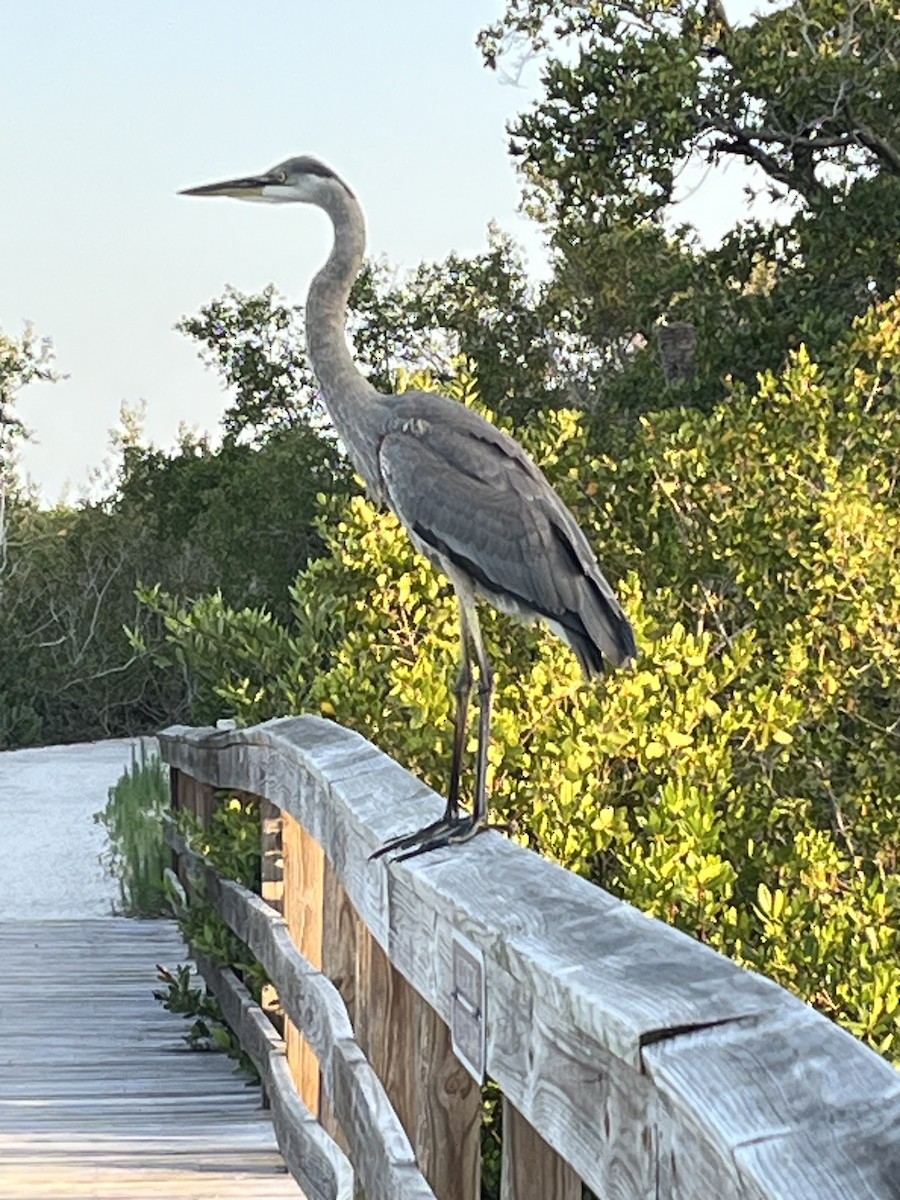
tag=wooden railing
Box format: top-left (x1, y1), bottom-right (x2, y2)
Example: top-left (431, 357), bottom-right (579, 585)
top-left (159, 717), bottom-right (900, 1200)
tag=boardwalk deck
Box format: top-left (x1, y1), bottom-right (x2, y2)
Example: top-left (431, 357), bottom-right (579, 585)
top-left (0, 918), bottom-right (305, 1199)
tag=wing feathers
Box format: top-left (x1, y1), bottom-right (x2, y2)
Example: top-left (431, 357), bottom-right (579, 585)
top-left (377, 402), bottom-right (636, 676)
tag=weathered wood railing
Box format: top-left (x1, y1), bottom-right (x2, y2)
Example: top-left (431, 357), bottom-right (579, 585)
top-left (159, 717), bottom-right (900, 1200)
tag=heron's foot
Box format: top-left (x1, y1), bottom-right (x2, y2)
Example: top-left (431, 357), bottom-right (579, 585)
top-left (370, 812), bottom-right (490, 864)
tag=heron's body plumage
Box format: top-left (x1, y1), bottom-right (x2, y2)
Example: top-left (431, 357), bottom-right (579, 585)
top-left (375, 391), bottom-right (636, 676)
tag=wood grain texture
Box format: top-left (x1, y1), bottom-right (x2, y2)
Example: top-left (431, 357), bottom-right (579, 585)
top-left (0, 919), bottom-right (303, 1200)
top-left (166, 823), bottom-right (436, 1200)
top-left (500, 1097), bottom-right (580, 1200)
top-left (160, 719), bottom-right (900, 1200)
top-left (320, 859), bottom-right (357, 1155)
top-left (356, 922), bottom-right (418, 1141)
top-left (283, 813), bottom-right (325, 1116)
top-left (193, 950), bottom-right (353, 1200)
top-left (413, 986), bottom-right (481, 1199)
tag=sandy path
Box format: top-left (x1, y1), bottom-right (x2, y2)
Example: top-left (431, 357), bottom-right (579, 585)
top-left (0, 737), bottom-right (155, 918)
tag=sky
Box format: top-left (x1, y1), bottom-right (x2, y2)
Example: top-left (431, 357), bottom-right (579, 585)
top-left (3, 0), bottom-right (768, 503)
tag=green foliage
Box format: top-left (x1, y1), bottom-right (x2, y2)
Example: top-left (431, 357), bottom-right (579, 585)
top-left (477, 0), bottom-right (900, 415)
top-left (156, 795), bottom-right (268, 1082)
top-left (118, 424), bottom-right (351, 619)
top-left (480, 0), bottom-right (900, 220)
top-left (133, 585), bottom-right (314, 726)
top-left (154, 962), bottom-right (259, 1082)
top-left (0, 322), bottom-right (59, 480)
top-left (175, 284), bottom-right (320, 443)
top-left (174, 795), bottom-right (269, 1004)
top-left (0, 499), bottom-right (190, 748)
top-left (349, 232), bottom-right (563, 423)
top-left (150, 304), bottom-right (900, 1064)
top-left (481, 1081), bottom-right (503, 1199)
top-left (0, 291), bottom-right (349, 749)
top-left (94, 742), bottom-right (170, 916)
top-left (180, 793), bottom-right (263, 892)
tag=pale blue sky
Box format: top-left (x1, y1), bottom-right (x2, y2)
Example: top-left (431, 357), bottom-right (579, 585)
top-left (3, 0), bottom-right (766, 501)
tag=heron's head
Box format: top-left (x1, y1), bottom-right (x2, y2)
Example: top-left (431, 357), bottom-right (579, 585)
top-left (179, 156), bottom-right (354, 205)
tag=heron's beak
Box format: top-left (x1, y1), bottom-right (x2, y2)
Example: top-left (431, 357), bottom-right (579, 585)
top-left (179, 173), bottom-right (275, 201)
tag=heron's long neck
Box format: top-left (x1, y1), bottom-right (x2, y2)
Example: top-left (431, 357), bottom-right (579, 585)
top-left (306, 188), bottom-right (385, 495)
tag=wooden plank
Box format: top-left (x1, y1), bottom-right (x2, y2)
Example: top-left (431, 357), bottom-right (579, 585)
top-left (500, 1098), bottom-right (580, 1200)
top-left (159, 719), bottom-right (900, 1200)
top-left (320, 859), bottom-right (357, 1155)
top-left (193, 950), bottom-right (353, 1200)
top-left (283, 812), bottom-right (325, 1117)
top-left (413, 988), bottom-right (481, 1200)
top-left (0, 919), bottom-right (303, 1200)
top-left (356, 923), bottom-right (419, 1143)
top-left (165, 823), bottom-right (436, 1200)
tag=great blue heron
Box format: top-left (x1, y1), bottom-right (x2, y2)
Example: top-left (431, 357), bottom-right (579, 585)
top-left (181, 156), bottom-right (637, 861)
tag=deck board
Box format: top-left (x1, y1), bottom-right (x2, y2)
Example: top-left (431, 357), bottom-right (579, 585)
top-left (0, 918), bottom-right (305, 1199)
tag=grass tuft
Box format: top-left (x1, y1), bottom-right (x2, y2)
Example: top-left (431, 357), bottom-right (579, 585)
top-left (94, 741), bottom-right (170, 916)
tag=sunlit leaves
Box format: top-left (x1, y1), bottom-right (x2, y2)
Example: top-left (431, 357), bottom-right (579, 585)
top-left (149, 300), bottom-right (900, 1063)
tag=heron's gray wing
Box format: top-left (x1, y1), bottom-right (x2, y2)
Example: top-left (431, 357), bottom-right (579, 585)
top-left (377, 413), bottom-right (636, 674)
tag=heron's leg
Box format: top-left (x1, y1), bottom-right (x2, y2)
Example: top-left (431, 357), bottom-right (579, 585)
top-left (467, 604), bottom-right (495, 828)
top-left (371, 596), bottom-right (488, 862)
top-left (382, 603), bottom-right (496, 864)
top-left (446, 620), bottom-right (474, 823)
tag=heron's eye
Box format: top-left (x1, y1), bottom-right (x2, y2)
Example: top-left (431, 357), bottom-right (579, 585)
top-left (277, 171), bottom-right (288, 183)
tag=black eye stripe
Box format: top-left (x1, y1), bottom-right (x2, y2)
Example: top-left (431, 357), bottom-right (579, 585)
top-left (273, 156), bottom-right (356, 198)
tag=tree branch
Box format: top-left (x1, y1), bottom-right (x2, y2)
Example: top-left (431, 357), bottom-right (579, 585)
top-left (708, 132), bottom-right (819, 200)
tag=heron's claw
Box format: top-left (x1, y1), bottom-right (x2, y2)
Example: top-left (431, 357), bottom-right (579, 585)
top-left (392, 815), bottom-right (487, 863)
top-left (369, 814), bottom-right (457, 861)
top-left (370, 813), bottom-right (486, 863)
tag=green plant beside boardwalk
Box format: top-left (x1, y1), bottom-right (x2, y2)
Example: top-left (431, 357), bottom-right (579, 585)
top-left (94, 743), bottom-right (170, 917)
top-left (97, 753), bottom-right (263, 1077)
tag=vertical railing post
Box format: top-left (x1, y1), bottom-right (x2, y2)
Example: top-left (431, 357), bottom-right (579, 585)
top-left (282, 812), bottom-right (324, 1116)
top-left (413, 991), bottom-right (480, 1197)
top-left (500, 1097), bottom-right (581, 1200)
top-left (320, 858), bottom-right (356, 1155)
top-left (169, 766), bottom-right (183, 884)
top-left (169, 767), bottom-right (218, 887)
top-left (355, 923), bottom-right (481, 1200)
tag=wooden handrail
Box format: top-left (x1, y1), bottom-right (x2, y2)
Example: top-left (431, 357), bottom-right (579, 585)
top-left (159, 716), bottom-right (900, 1200)
top-left (165, 820), bottom-right (435, 1200)
top-left (191, 948), bottom-right (354, 1200)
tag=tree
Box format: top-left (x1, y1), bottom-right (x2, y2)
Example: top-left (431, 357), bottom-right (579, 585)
top-left (478, 0), bottom-right (900, 410)
top-left (348, 231), bottom-right (565, 422)
top-left (116, 424), bottom-right (351, 618)
top-left (0, 323), bottom-right (59, 522)
top-left (175, 284), bottom-right (323, 444)
top-left (0, 499), bottom-right (191, 748)
top-left (0, 324), bottom-right (58, 475)
top-left (480, 0), bottom-right (900, 220)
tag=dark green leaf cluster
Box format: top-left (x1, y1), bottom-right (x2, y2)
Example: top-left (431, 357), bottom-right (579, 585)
top-left (477, 0), bottom-right (900, 418)
top-left (154, 962), bottom-right (259, 1081)
top-left (165, 794), bottom-right (270, 1073)
top-left (348, 234), bottom-right (561, 423)
top-left (0, 500), bottom-right (190, 748)
top-left (175, 284), bottom-right (322, 443)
